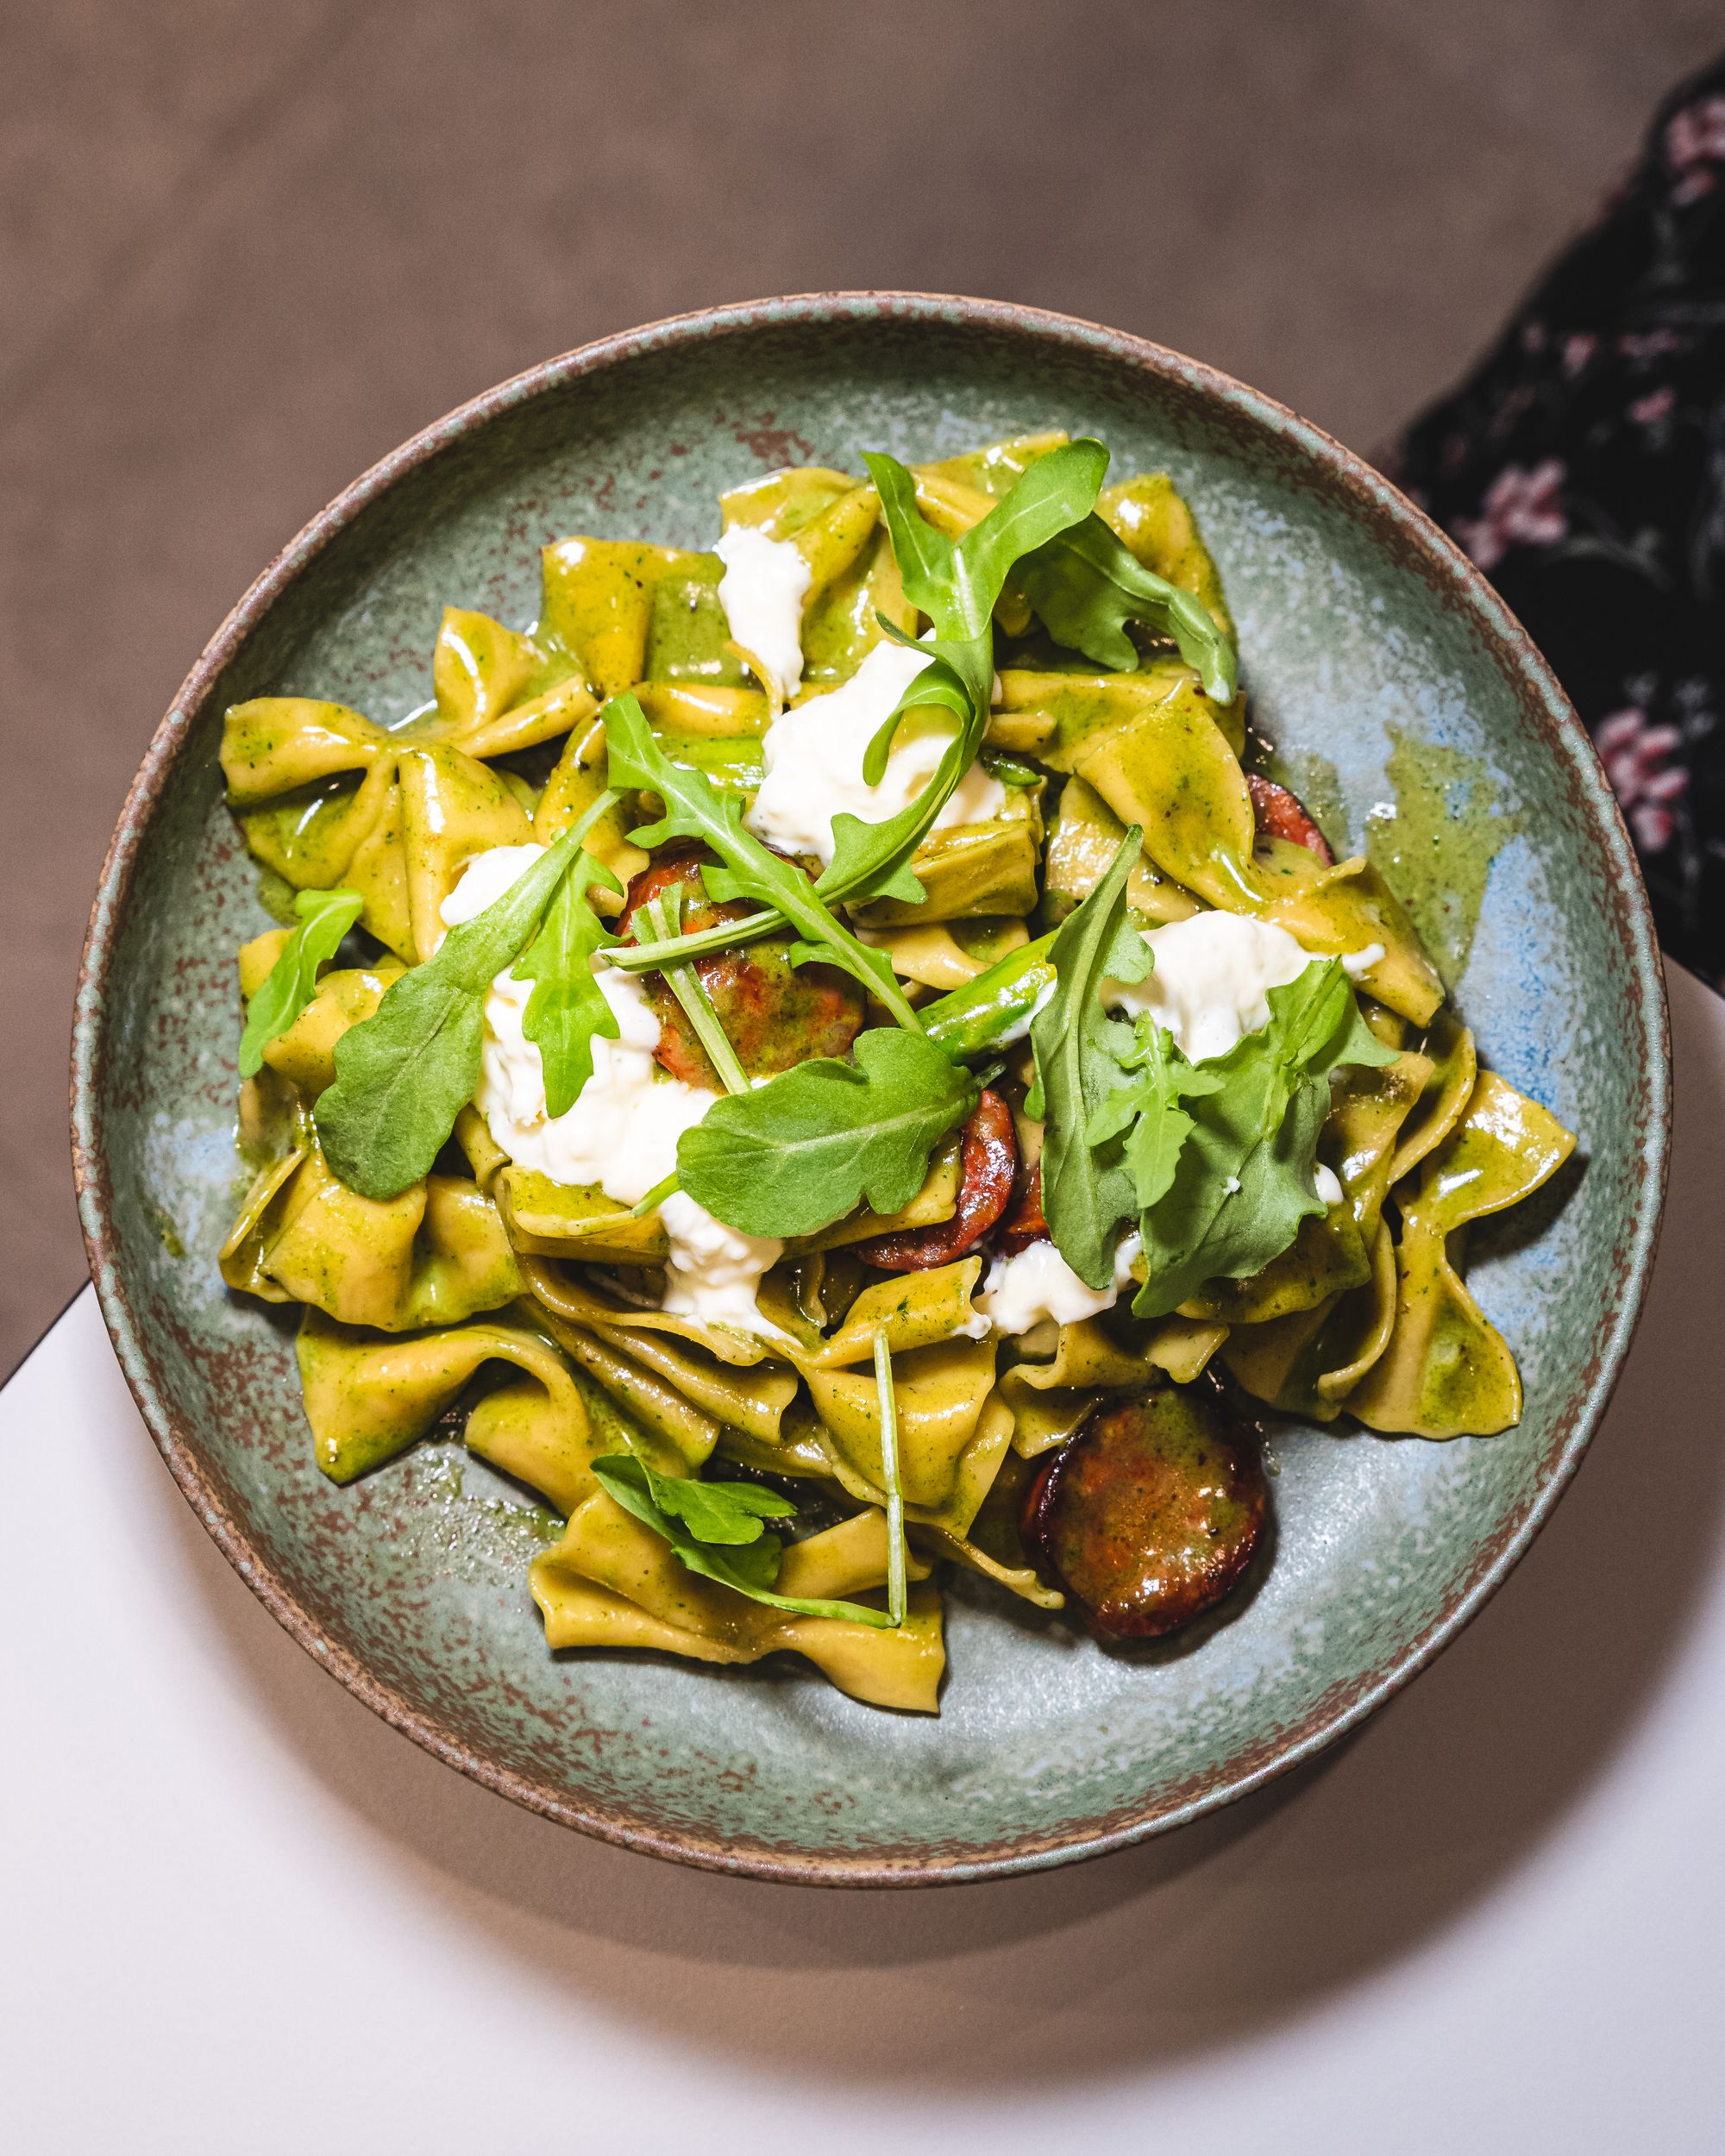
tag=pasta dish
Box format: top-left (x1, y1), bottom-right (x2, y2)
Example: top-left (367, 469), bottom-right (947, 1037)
top-left (217, 432), bottom-right (1574, 1711)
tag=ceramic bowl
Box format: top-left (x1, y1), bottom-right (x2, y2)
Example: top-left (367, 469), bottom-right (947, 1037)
top-left (72, 295), bottom-right (1669, 1884)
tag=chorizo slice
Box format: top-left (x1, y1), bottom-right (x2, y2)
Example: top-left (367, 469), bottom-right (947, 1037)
top-left (1019, 1387), bottom-right (1266, 1639)
top-left (853, 1089), bottom-right (1017, 1271)
top-left (619, 845), bottom-right (864, 1088)
top-left (994, 1158), bottom-right (1047, 1257)
top-left (1247, 774), bottom-right (1334, 864)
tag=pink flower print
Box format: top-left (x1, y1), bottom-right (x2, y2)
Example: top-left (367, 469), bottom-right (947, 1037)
top-left (1562, 333), bottom-right (1596, 377)
top-left (1618, 329), bottom-right (1684, 363)
top-left (1596, 707), bottom-right (1688, 852)
top-left (1454, 460), bottom-right (1567, 571)
top-left (1629, 385), bottom-right (1676, 427)
top-left (1665, 96), bottom-right (1725, 204)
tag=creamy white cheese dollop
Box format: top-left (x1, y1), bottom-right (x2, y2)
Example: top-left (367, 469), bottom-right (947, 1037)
top-left (436, 842), bottom-right (549, 945)
top-left (1103, 911), bottom-right (1314, 1062)
top-left (978, 1231), bottom-right (1143, 1337)
top-left (442, 848), bottom-right (786, 1338)
top-left (744, 638), bottom-right (1008, 865)
top-left (714, 525), bottom-right (811, 706)
top-left (1342, 941), bottom-right (1385, 981)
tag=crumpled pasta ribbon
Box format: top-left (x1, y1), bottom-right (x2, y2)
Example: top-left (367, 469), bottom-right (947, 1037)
top-left (531, 1495), bottom-right (944, 1711)
top-left (1347, 1069), bottom-right (1576, 1438)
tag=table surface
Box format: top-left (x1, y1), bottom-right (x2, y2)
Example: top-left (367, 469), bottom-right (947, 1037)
top-left (6, 965), bottom-right (1722, 2155)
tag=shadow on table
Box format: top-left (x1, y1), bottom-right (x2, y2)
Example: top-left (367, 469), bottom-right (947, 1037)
top-left (155, 968), bottom-right (1723, 2086)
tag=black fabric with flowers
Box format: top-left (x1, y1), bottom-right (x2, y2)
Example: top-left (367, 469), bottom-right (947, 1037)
top-left (1390, 53), bottom-right (1725, 979)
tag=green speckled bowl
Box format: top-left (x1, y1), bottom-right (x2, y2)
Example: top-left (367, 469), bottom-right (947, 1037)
top-left (71, 295), bottom-right (1669, 1884)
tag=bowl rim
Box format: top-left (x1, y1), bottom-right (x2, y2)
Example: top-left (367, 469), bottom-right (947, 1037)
top-left (70, 291), bottom-right (1672, 1887)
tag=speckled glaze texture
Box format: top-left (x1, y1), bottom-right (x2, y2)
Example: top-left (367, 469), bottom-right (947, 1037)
top-left (72, 296), bottom-right (1669, 1885)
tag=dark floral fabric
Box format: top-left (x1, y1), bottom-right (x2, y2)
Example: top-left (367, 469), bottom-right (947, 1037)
top-left (1389, 53), bottom-right (1725, 980)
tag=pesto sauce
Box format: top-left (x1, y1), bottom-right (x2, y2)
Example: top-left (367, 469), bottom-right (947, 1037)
top-left (643, 555), bottom-right (748, 685)
top-left (146, 1196), bottom-right (186, 1259)
top-left (254, 864), bottom-right (302, 926)
top-left (1260, 747), bottom-right (1353, 858)
top-left (1365, 727), bottom-right (1523, 988)
top-left (402, 1445), bottom-right (564, 1571)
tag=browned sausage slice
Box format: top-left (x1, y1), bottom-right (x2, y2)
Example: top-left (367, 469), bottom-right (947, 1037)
top-left (1019, 1388), bottom-right (1267, 1639)
top-left (1247, 774), bottom-right (1334, 864)
top-left (853, 1089), bottom-right (1017, 1270)
top-left (994, 1158), bottom-right (1048, 1257)
top-left (619, 845), bottom-right (864, 1088)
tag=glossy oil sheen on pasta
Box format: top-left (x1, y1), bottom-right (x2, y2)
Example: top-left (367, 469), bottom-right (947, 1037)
top-left (215, 433), bottom-right (1576, 1714)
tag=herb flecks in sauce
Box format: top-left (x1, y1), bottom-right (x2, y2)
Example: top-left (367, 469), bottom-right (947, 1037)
top-left (1259, 746), bottom-right (1352, 858)
top-left (1365, 727), bottom-right (1524, 988)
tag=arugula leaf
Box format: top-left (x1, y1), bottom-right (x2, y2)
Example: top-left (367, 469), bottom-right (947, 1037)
top-left (816, 442), bottom-right (1107, 906)
top-left (676, 1027), bottom-right (977, 1239)
top-left (602, 691), bottom-right (922, 1031)
top-left (1088, 1018), bottom-right (1225, 1212)
top-left (592, 1453), bottom-right (895, 1627)
top-left (920, 932), bottom-right (1057, 1059)
top-left (873, 1329), bottom-right (907, 1626)
top-left (238, 886), bottom-right (362, 1079)
top-left (1028, 830), bottom-right (1151, 1290)
top-left (637, 1463), bottom-right (794, 1544)
top-left (871, 441), bottom-right (1111, 639)
top-left (1131, 958), bottom-right (1397, 1319)
top-left (315, 826), bottom-right (589, 1200)
top-left (514, 841), bottom-right (621, 1119)
top-left (825, 652), bottom-right (983, 906)
top-left (1017, 512), bottom-right (1239, 705)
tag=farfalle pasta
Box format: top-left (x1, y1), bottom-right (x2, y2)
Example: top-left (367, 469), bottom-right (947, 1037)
top-left (219, 431), bottom-right (1576, 1710)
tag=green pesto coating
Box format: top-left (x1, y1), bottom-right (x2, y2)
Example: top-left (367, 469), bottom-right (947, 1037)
top-left (1365, 725), bottom-right (1525, 988)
